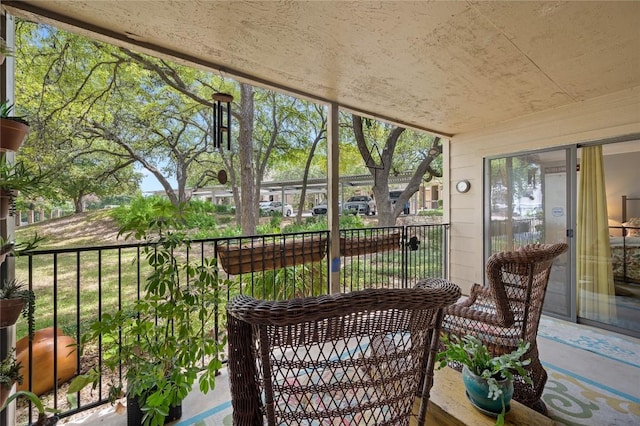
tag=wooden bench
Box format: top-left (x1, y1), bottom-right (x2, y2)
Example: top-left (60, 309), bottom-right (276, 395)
top-left (412, 367), bottom-right (556, 425)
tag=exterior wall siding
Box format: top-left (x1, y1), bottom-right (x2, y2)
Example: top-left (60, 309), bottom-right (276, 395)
top-left (448, 87), bottom-right (640, 293)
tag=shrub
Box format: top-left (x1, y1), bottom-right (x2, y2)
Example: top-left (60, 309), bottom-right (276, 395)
top-left (418, 208), bottom-right (443, 217)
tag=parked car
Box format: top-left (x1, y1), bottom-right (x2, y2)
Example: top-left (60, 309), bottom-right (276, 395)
top-left (344, 195), bottom-right (376, 216)
top-left (389, 190), bottom-right (410, 215)
top-left (311, 201), bottom-right (342, 216)
top-left (259, 201), bottom-right (293, 216)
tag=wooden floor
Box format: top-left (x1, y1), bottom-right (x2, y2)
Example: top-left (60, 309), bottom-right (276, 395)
top-left (411, 367), bottom-right (555, 426)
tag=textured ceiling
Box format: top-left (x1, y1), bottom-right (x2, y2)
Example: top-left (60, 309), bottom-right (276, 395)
top-left (3, 1), bottom-right (640, 136)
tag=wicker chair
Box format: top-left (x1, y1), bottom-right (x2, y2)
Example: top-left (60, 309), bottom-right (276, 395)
top-left (227, 283), bottom-right (461, 426)
top-left (422, 242), bottom-right (568, 414)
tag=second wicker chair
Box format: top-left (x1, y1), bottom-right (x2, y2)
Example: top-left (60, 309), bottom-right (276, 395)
top-left (422, 242), bottom-right (568, 414)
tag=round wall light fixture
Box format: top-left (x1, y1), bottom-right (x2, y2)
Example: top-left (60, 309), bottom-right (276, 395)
top-left (455, 179), bottom-right (471, 193)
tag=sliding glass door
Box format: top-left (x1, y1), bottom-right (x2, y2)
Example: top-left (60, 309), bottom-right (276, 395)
top-left (577, 141), bottom-right (640, 335)
top-left (486, 149), bottom-right (572, 320)
top-left (486, 139), bottom-right (640, 336)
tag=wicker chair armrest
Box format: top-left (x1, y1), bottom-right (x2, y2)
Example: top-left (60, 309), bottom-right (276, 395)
top-left (451, 283), bottom-right (487, 308)
top-left (227, 285), bottom-right (461, 326)
top-left (470, 282), bottom-right (493, 298)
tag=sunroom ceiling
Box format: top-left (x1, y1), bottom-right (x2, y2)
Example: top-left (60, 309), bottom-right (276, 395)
top-left (3, 1), bottom-right (640, 137)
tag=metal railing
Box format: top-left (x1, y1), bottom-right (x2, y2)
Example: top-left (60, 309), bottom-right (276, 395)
top-left (13, 224), bottom-right (448, 423)
top-left (489, 218), bottom-right (542, 253)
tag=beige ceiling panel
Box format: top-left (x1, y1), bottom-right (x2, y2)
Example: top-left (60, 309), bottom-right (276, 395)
top-left (3, 1), bottom-right (639, 136)
top-left (473, 1), bottom-right (640, 100)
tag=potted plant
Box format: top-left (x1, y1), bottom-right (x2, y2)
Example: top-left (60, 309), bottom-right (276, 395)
top-left (1, 101), bottom-right (30, 152)
top-left (0, 157), bottom-right (42, 220)
top-left (1, 390), bottom-right (60, 425)
top-left (69, 201), bottom-right (230, 426)
top-left (436, 334), bottom-right (532, 426)
top-left (0, 279), bottom-right (35, 329)
top-left (0, 351), bottom-right (22, 408)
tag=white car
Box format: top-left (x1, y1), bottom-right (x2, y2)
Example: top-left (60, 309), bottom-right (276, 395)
top-left (312, 202), bottom-right (342, 216)
top-left (343, 195), bottom-right (376, 216)
top-left (259, 201), bottom-right (293, 216)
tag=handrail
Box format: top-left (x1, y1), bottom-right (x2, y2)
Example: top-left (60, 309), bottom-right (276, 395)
top-left (13, 224), bottom-right (449, 423)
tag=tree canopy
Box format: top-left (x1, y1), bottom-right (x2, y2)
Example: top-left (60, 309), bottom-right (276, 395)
top-left (13, 20), bottom-right (443, 232)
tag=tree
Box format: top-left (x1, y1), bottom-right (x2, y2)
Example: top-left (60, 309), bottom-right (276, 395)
top-left (44, 144), bottom-right (139, 213)
top-left (351, 115), bottom-right (442, 227)
top-left (18, 20), bottom-right (439, 234)
top-left (15, 22), bottom-right (143, 210)
top-left (261, 100), bottom-right (327, 223)
top-left (290, 103), bottom-right (326, 223)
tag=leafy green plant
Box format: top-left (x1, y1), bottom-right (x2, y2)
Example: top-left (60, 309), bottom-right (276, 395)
top-left (0, 232), bottom-right (44, 258)
top-left (0, 156), bottom-right (43, 195)
top-left (12, 232), bottom-right (45, 255)
top-left (109, 195), bottom-right (169, 227)
top-left (437, 334), bottom-right (532, 426)
top-left (0, 350), bottom-right (22, 391)
top-left (69, 201), bottom-right (231, 426)
top-left (1, 390), bottom-right (60, 426)
top-left (0, 238), bottom-right (13, 259)
top-left (0, 100), bottom-right (29, 126)
top-left (252, 262), bottom-right (327, 300)
top-left (417, 208), bottom-right (443, 217)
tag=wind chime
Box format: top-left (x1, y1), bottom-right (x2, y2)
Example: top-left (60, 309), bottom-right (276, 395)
top-left (211, 92), bottom-right (233, 150)
top-left (211, 92), bottom-right (233, 184)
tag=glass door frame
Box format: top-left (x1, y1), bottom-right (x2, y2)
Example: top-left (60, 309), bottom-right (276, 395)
top-left (483, 146), bottom-right (576, 322)
top-left (575, 135), bottom-right (640, 337)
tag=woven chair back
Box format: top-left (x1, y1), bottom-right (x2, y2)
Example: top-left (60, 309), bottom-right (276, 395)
top-left (227, 284), bottom-right (460, 426)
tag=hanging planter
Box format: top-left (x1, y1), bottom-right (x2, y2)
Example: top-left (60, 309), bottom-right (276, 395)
top-left (217, 236), bottom-right (327, 274)
top-left (0, 280), bottom-right (34, 329)
top-left (340, 232), bottom-right (401, 257)
top-left (0, 118), bottom-right (30, 152)
top-left (1, 102), bottom-right (30, 152)
top-left (0, 298), bottom-right (25, 328)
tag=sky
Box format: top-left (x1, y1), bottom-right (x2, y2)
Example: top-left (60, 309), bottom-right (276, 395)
top-left (139, 169), bottom-right (176, 194)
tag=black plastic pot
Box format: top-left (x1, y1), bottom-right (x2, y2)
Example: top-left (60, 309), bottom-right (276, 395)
top-left (126, 395), bottom-right (182, 425)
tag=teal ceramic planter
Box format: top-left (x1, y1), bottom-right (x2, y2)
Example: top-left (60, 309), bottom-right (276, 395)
top-left (462, 365), bottom-right (513, 416)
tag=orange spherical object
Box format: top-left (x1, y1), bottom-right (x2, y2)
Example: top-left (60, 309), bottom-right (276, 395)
top-left (16, 327), bottom-right (78, 396)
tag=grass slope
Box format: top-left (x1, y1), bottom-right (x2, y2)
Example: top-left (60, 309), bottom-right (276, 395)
top-left (15, 210), bottom-right (123, 249)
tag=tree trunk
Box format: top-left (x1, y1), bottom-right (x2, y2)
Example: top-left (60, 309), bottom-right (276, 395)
top-left (297, 129), bottom-right (324, 224)
top-left (238, 84), bottom-right (258, 235)
top-left (74, 196), bottom-right (85, 213)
